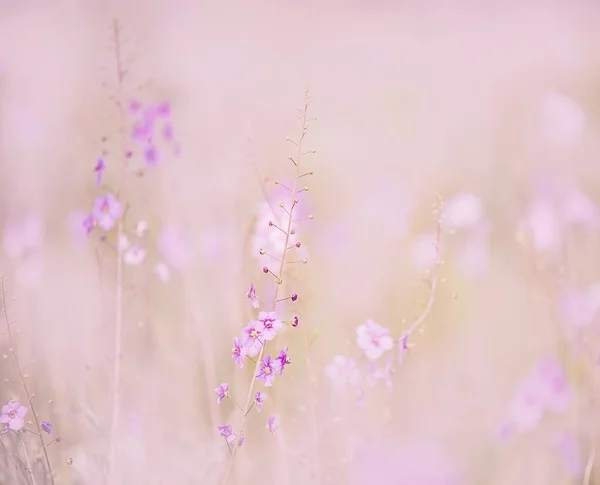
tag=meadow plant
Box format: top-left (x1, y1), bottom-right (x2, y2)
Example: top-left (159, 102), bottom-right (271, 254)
top-left (218, 88), bottom-right (316, 484)
top-left (0, 274), bottom-right (59, 485)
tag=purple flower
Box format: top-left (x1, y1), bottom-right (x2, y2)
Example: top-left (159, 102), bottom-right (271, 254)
top-left (292, 316), bottom-right (299, 327)
top-left (242, 322), bottom-right (264, 356)
top-left (256, 311), bottom-right (282, 341)
top-left (255, 392), bottom-right (266, 412)
top-left (267, 415), bottom-right (278, 435)
top-left (94, 158), bottom-right (106, 186)
top-left (231, 337), bottom-right (247, 368)
top-left (83, 214), bottom-right (96, 234)
top-left (144, 144), bottom-right (159, 167)
top-left (325, 355), bottom-right (361, 392)
top-left (215, 383), bottom-right (229, 404)
top-left (41, 420), bottom-right (52, 436)
top-left (217, 424), bottom-right (237, 444)
top-left (275, 347), bottom-right (290, 376)
top-left (246, 283), bottom-right (260, 308)
top-left (356, 319), bottom-right (394, 361)
top-left (92, 194), bottom-right (123, 231)
top-left (237, 434), bottom-right (245, 448)
top-left (257, 355), bottom-right (280, 387)
top-left (0, 401), bottom-right (27, 432)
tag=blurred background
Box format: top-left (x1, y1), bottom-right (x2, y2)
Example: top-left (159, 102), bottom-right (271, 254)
top-left (1, 1), bottom-right (600, 484)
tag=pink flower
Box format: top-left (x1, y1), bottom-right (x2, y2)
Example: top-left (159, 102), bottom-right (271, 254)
top-left (256, 355), bottom-right (280, 387)
top-left (231, 337), bottom-right (247, 368)
top-left (275, 346), bottom-right (290, 376)
top-left (356, 319), bottom-right (394, 361)
top-left (246, 283), bottom-right (260, 308)
top-left (242, 322), bottom-right (264, 356)
top-left (325, 355), bottom-right (361, 391)
top-left (255, 392), bottom-right (266, 412)
top-left (215, 383), bottom-right (229, 404)
top-left (256, 311), bottom-right (282, 341)
top-left (267, 415), bottom-right (278, 435)
top-left (217, 424), bottom-right (236, 444)
top-left (94, 158), bottom-right (106, 186)
top-left (92, 193), bottom-right (123, 231)
top-left (0, 401), bottom-right (27, 432)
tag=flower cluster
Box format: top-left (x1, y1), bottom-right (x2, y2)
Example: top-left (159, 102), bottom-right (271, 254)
top-left (216, 91), bottom-right (315, 478)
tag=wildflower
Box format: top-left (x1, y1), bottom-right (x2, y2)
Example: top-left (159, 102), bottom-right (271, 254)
top-left (0, 401), bottom-right (27, 432)
top-left (246, 283), bottom-right (260, 308)
top-left (292, 316), bottom-right (299, 327)
top-left (231, 337), bottom-right (247, 368)
top-left (242, 321), bottom-right (264, 356)
top-left (92, 194), bottom-right (123, 231)
top-left (217, 424), bottom-right (237, 444)
top-left (135, 220), bottom-right (148, 237)
top-left (356, 319), bottom-right (394, 361)
top-left (256, 311), bottom-right (282, 341)
top-left (255, 392), bottom-right (266, 412)
top-left (237, 435), bottom-right (245, 448)
top-left (325, 355), bottom-right (361, 391)
top-left (123, 244), bottom-right (146, 266)
top-left (256, 355), bottom-right (279, 387)
top-left (291, 293), bottom-right (298, 302)
top-left (215, 383), bottom-right (229, 404)
top-left (267, 415), bottom-right (278, 435)
top-left (83, 214), bottom-right (96, 234)
top-left (275, 346), bottom-right (290, 376)
top-left (94, 158), bottom-right (106, 186)
top-left (41, 420), bottom-right (52, 436)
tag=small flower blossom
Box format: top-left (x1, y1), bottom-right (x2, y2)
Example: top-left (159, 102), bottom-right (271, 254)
top-left (215, 383), bottom-right (229, 404)
top-left (356, 319), bottom-right (394, 361)
top-left (325, 355), bottom-right (361, 391)
top-left (255, 392), bottom-right (266, 412)
top-left (292, 316), bottom-right (299, 327)
top-left (41, 420), bottom-right (52, 436)
top-left (246, 283), bottom-right (260, 308)
top-left (242, 322), bottom-right (265, 356)
top-left (257, 355), bottom-right (280, 387)
top-left (237, 435), bottom-right (245, 448)
top-left (94, 158), bottom-right (106, 186)
top-left (135, 220), bottom-right (148, 237)
top-left (267, 415), bottom-right (278, 435)
top-left (83, 214), bottom-right (96, 234)
top-left (217, 424), bottom-right (237, 443)
top-left (231, 337), bottom-right (247, 368)
top-left (256, 311), bottom-right (282, 341)
top-left (123, 244), bottom-right (147, 266)
top-left (92, 194), bottom-right (123, 231)
top-left (275, 347), bottom-right (290, 376)
top-left (0, 401), bottom-right (27, 432)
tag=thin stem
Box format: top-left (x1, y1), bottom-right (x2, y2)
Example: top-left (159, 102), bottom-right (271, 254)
top-left (107, 18), bottom-right (128, 485)
top-left (1, 434), bottom-right (28, 485)
top-left (403, 207), bottom-right (444, 339)
top-left (222, 91), bottom-right (311, 485)
top-left (0, 276), bottom-right (55, 485)
top-left (22, 442), bottom-right (37, 485)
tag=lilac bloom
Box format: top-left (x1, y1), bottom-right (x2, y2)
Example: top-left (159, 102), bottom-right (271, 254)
top-left (256, 311), bottom-right (282, 341)
top-left (231, 337), bottom-right (247, 368)
top-left (275, 346), bottom-right (290, 376)
top-left (356, 319), bottom-right (394, 361)
top-left (41, 420), bottom-right (52, 436)
top-left (242, 321), bottom-right (264, 356)
top-left (255, 392), bottom-right (266, 412)
top-left (94, 158), bottom-right (106, 186)
top-left (217, 424), bottom-right (237, 444)
top-left (325, 355), bottom-right (361, 392)
top-left (267, 415), bottom-right (278, 435)
top-left (256, 355), bottom-right (279, 387)
top-left (0, 401), bottom-right (27, 432)
top-left (92, 194), bottom-right (123, 231)
top-left (246, 283), bottom-right (260, 309)
top-left (215, 383), bottom-right (229, 404)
